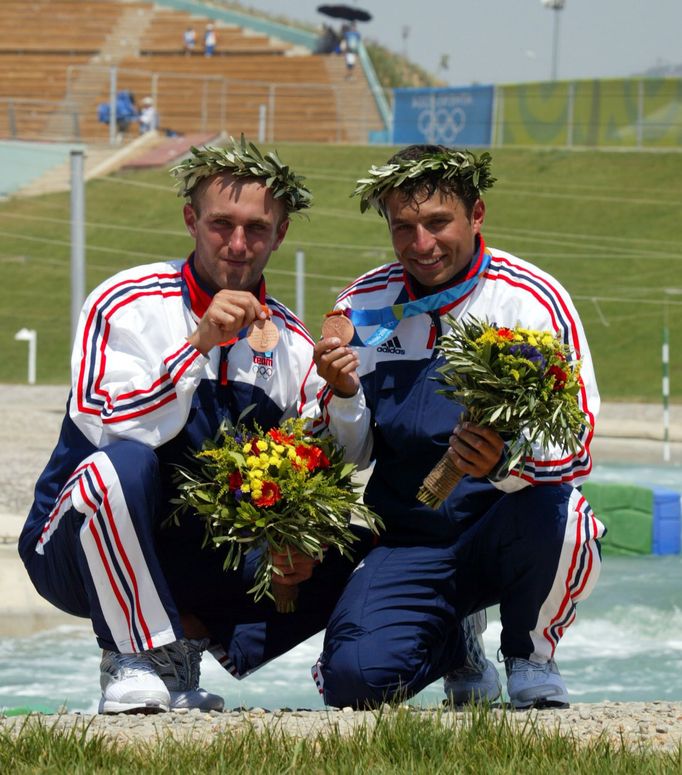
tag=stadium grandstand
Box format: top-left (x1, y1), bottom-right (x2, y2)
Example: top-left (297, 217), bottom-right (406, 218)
top-left (0, 0), bottom-right (387, 146)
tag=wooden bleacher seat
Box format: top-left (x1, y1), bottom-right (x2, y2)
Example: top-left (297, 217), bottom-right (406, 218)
top-left (0, 0), bottom-right (383, 144)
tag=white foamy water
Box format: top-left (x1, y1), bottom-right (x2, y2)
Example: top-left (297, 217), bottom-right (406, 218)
top-left (1, 555), bottom-right (680, 713)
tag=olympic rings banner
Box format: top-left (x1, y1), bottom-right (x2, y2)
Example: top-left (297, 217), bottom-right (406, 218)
top-left (392, 85), bottom-right (494, 146)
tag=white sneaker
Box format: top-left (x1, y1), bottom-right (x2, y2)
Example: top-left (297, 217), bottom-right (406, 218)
top-left (505, 657), bottom-right (569, 709)
top-left (149, 638), bottom-right (224, 712)
top-left (99, 650), bottom-right (170, 714)
top-left (444, 659), bottom-right (502, 705)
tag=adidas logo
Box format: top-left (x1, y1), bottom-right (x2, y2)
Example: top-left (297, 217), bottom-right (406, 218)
top-left (376, 336), bottom-right (406, 355)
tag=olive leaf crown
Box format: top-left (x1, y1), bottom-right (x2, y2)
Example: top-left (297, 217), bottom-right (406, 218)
top-left (352, 148), bottom-right (496, 214)
top-left (170, 135), bottom-right (312, 213)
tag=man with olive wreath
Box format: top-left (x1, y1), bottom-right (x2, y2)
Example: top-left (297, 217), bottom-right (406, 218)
top-left (18, 138), bottom-right (367, 715)
top-left (312, 144), bottom-right (604, 710)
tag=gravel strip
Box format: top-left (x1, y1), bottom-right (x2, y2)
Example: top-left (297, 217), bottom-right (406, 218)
top-left (1, 703), bottom-right (681, 752)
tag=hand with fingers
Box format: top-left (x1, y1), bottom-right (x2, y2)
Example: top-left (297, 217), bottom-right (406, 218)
top-left (448, 422), bottom-right (505, 479)
top-left (313, 336), bottom-right (360, 399)
top-left (271, 547), bottom-right (317, 585)
top-left (188, 290), bottom-right (267, 355)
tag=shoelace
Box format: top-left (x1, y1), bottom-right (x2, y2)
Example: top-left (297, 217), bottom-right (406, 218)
top-left (150, 639), bottom-right (207, 690)
top-left (507, 657), bottom-right (554, 675)
top-left (461, 615), bottom-right (488, 673)
top-left (104, 651), bottom-right (155, 678)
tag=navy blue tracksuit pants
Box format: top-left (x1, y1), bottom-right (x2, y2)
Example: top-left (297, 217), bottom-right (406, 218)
top-left (20, 440), bottom-right (371, 678)
top-left (315, 484), bottom-right (604, 708)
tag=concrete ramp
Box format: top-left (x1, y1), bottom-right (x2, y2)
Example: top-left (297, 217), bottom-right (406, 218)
top-left (122, 132), bottom-right (218, 168)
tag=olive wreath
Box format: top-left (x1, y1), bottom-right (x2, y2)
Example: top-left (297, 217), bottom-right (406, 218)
top-left (170, 135), bottom-right (312, 213)
top-left (353, 148), bottom-right (496, 214)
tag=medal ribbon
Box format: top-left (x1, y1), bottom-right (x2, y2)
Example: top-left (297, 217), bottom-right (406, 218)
top-left (348, 244), bottom-right (491, 346)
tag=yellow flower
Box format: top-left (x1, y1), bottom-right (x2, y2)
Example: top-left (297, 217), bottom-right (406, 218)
top-left (242, 443), bottom-right (252, 454)
top-left (252, 488), bottom-right (263, 500)
top-left (249, 469), bottom-right (263, 480)
top-left (256, 440), bottom-right (268, 452)
top-left (475, 329), bottom-right (499, 346)
top-left (287, 448), bottom-right (297, 460)
top-left (246, 455), bottom-right (260, 469)
top-left (541, 333), bottom-right (555, 347)
top-left (511, 369), bottom-right (520, 381)
top-left (273, 443), bottom-right (285, 454)
top-left (269, 455), bottom-right (282, 467)
top-left (241, 483), bottom-right (251, 493)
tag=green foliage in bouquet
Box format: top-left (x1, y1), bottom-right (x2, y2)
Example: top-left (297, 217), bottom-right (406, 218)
top-left (171, 417), bottom-right (382, 609)
top-left (438, 316), bottom-right (590, 466)
top-left (417, 316), bottom-right (590, 507)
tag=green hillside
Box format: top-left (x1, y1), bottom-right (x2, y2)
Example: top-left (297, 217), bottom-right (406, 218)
top-left (2, 143), bottom-right (682, 402)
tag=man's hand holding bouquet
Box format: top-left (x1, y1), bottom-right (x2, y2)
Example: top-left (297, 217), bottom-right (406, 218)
top-left (418, 316), bottom-right (589, 508)
top-left (172, 415), bottom-right (381, 612)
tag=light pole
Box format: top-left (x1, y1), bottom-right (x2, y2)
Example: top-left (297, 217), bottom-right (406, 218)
top-left (542, 0), bottom-right (565, 81)
top-left (401, 25), bottom-right (410, 59)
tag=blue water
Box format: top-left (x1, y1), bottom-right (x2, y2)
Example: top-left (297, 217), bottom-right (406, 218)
top-left (1, 554), bottom-right (679, 715)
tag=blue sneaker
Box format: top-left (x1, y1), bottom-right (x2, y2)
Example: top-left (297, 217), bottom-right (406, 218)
top-left (505, 657), bottom-right (569, 709)
top-left (444, 659), bottom-right (502, 705)
top-left (444, 612), bottom-right (502, 705)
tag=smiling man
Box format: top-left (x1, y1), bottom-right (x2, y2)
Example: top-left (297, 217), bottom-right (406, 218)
top-left (312, 144), bottom-right (604, 710)
top-left (18, 139), bottom-right (364, 715)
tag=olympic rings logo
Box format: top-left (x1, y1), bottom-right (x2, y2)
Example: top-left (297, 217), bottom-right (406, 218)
top-left (417, 106), bottom-right (466, 144)
top-left (253, 364), bottom-right (273, 380)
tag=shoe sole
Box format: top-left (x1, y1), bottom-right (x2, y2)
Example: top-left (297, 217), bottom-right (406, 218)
top-left (511, 699), bottom-right (570, 710)
top-left (98, 699), bottom-right (169, 714)
top-left (168, 689), bottom-right (225, 712)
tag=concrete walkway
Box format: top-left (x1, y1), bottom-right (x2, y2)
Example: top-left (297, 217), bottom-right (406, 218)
top-left (1, 383), bottom-right (681, 636)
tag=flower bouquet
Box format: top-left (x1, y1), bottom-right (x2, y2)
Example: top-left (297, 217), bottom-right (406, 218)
top-left (172, 417), bottom-right (382, 612)
top-left (417, 316), bottom-right (589, 508)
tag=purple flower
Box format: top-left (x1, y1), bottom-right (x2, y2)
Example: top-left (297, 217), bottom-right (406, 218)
top-left (509, 343), bottom-right (546, 369)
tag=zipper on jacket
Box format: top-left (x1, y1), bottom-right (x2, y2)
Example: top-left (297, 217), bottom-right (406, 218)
top-left (219, 346), bottom-right (229, 386)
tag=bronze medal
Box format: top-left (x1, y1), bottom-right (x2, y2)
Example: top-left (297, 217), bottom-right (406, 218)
top-left (321, 313), bottom-right (355, 345)
top-left (246, 318), bottom-right (280, 352)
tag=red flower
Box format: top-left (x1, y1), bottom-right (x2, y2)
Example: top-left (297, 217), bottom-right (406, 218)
top-left (497, 327), bottom-right (515, 340)
top-left (253, 480), bottom-right (281, 507)
top-left (294, 444), bottom-right (330, 471)
top-left (547, 365), bottom-right (568, 391)
top-left (228, 471), bottom-right (243, 490)
top-left (268, 428), bottom-right (295, 445)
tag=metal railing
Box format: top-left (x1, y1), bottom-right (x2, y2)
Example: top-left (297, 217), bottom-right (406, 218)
top-left (61, 64), bottom-right (379, 144)
top-left (0, 97), bottom-right (81, 142)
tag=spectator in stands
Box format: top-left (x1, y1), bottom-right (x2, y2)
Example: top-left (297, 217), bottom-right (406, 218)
top-left (342, 22), bottom-right (361, 78)
top-left (204, 23), bottom-right (217, 57)
top-left (317, 24), bottom-right (341, 55)
top-left (138, 97), bottom-right (158, 134)
top-left (117, 91), bottom-right (138, 137)
top-left (183, 26), bottom-right (196, 56)
top-left (97, 91), bottom-right (138, 142)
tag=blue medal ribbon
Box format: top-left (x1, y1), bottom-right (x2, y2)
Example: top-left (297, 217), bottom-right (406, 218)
top-left (348, 245), bottom-right (491, 346)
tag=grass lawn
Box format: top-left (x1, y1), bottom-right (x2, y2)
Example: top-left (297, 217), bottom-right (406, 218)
top-left (2, 143), bottom-right (682, 401)
top-left (1, 707), bottom-right (680, 774)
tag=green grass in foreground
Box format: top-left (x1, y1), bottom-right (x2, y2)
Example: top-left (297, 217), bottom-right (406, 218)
top-left (2, 144), bottom-right (682, 402)
top-left (1, 708), bottom-right (680, 775)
